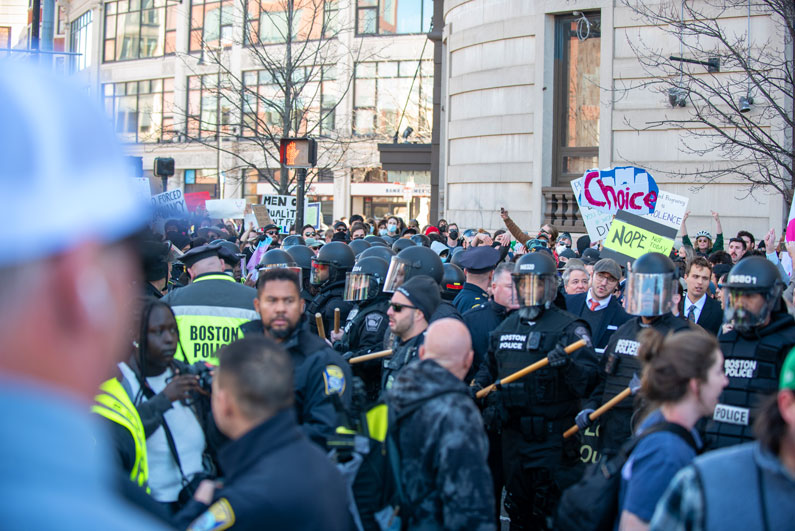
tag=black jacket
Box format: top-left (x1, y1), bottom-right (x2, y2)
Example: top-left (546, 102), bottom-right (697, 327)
top-left (453, 282), bottom-right (489, 314)
top-left (175, 410), bottom-right (353, 531)
top-left (306, 280), bottom-right (354, 338)
top-left (681, 294), bottom-right (723, 336)
top-left (565, 292), bottom-right (631, 354)
top-left (463, 300), bottom-right (511, 381)
top-left (240, 320), bottom-right (353, 447)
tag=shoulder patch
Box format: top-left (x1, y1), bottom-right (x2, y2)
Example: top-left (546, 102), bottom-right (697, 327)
top-left (365, 313), bottom-right (384, 332)
top-left (187, 498), bottom-right (235, 531)
top-left (323, 364), bottom-right (346, 395)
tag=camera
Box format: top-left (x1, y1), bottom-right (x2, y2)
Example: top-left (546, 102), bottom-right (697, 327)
top-left (184, 361), bottom-right (213, 393)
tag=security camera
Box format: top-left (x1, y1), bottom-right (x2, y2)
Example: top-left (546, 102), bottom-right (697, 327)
top-left (739, 95), bottom-right (754, 113)
top-left (668, 86), bottom-right (688, 107)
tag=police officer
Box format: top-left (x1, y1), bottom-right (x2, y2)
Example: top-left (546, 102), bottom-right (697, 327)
top-left (453, 245), bottom-right (501, 313)
top-left (576, 252), bottom-right (693, 457)
top-left (381, 275), bottom-right (441, 390)
top-left (475, 251), bottom-right (599, 529)
top-left (307, 241), bottom-right (356, 338)
top-left (358, 243), bottom-right (396, 264)
top-left (349, 238), bottom-right (371, 257)
top-left (162, 243), bottom-right (259, 366)
top-left (211, 239), bottom-right (245, 281)
top-left (240, 268), bottom-right (353, 447)
top-left (704, 256), bottom-right (795, 449)
top-left (281, 234), bottom-right (305, 249)
top-left (441, 263), bottom-right (465, 301)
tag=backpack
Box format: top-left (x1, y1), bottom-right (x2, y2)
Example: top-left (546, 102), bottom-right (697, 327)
top-left (556, 421), bottom-right (698, 531)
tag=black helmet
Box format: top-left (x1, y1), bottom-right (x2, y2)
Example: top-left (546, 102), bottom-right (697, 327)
top-left (441, 263), bottom-right (465, 301)
top-left (344, 256), bottom-right (389, 302)
top-left (722, 256), bottom-right (784, 334)
top-left (310, 241), bottom-right (355, 286)
top-left (450, 246), bottom-right (466, 268)
top-left (281, 234), bottom-right (306, 249)
top-left (359, 245), bottom-right (396, 263)
top-left (286, 245), bottom-right (314, 271)
top-left (348, 239), bottom-right (371, 257)
top-left (364, 234), bottom-right (387, 245)
top-left (512, 252), bottom-right (558, 319)
top-left (258, 248), bottom-right (300, 276)
top-left (392, 238), bottom-right (417, 253)
top-left (383, 245), bottom-right (444, 292)
top-left (410, 234), bottom-right (431, 248)
top-left (624, 252), bottom-right (677, 317)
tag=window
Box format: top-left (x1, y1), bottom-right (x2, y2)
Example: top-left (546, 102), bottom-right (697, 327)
top-left (70, 11), bottom-right (92, 71)
top-left (353, 60), bottom-right (433, 138)
top-left (355, 0), bottom-right (432, 36)
top-left (244, 0), bottom-right (334, 46)
top-left (0, 27), bottom-right (11, 49)
top-left (103, 78), bottom-right (175, 143)
top-left (184, 169), bottom-right (220, 197)
top-left (552, 13), bottom-right (601, 186)
top-left (189, 0), bottom-right (233, 53)
top-left (187, 74), bottom-right (236, 139)
top-left (104, 0), bottom-right (176, 62)
top-left (242, 168), bottom-right (282, 203)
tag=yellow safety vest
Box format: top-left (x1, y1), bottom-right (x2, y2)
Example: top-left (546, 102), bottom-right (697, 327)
top-left (92, 378), bottom-right (149, 489)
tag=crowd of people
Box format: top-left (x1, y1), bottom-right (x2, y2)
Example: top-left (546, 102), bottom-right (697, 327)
top-left (5, 62), bottom-right (795, 531)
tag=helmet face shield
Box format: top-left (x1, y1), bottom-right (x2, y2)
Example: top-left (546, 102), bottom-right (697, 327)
top-left (512, 273), bottom-right (557, 309)
top-left (344, 272), bottom-right (373, 301)
top-left (723, 286), bottom-right (780, 334)
top-left (623, 272), bottom-right (675, 316)
top-left (310, 259), bottom-right (330, 286)
top-left (259, 264), bottom-right (302, 278)
top-left (383, 257), bottom-right (410, 293)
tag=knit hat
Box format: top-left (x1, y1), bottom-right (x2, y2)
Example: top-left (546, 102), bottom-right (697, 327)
top-left (395, 275), bottom-right (441, 322)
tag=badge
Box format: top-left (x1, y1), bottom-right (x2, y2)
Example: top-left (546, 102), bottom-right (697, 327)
top-left (187, 498), bottom-right (235, 531)
top-left (365, 314), bottom-right (383, 332)
top-left (323, 365), bottom-right (346, 395)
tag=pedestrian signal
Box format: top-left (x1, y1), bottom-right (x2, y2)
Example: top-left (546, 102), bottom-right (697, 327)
top-left (279, 138), bottom-right (317, 168)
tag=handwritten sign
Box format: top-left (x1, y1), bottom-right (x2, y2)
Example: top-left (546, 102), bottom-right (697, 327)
top-left (578, 166), bottom-right (659, 216)
top-left (571, 176), bottom-right (614, 243)
top-left (151, 189), bottom-right (188, 220)
top-left (601, 210), bottom-right (677, 265)
top-left (251, 205), bottom-right (275, 228)
top-left (306, 202), bottom-right (321, 228)
top-left (205, 198), bottom-right (247, 219)
top-left (261, 194), bottom-right (307, 232)
top-left (641, 190), bottom-right (688, 230)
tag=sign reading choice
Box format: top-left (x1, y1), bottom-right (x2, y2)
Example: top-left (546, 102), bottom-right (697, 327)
top-left (578, 166), bottom-right (659, 216)
top-left (601, 210), bottom-right (677, 265)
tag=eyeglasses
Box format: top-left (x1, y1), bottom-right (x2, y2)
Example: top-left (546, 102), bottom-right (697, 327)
top-left (265, 230), bottom-right (279, 236)
top-left (304, 231), bottom-right (316, 237)
top-left (389, 302), bottom-right (418, 312)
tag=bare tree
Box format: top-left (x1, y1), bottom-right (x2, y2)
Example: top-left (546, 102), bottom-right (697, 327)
top-left (616, 0), bottom-right (794, 203)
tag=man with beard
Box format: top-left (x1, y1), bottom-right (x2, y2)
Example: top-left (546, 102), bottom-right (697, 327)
top-left (240, 268), bottom-right (352, 447)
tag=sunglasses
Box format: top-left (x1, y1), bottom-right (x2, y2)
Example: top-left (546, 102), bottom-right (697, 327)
top-left (304, 231), bottom-right (316, 237)
top-left (336, 227), bottom-right (347, 232)
top-left (389, 302), bottom-right (418, 312)
top-left (266, 230), bottom-right (279, 236)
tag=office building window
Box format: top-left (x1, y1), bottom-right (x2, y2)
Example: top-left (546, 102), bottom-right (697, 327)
top-left (353, 60), bottom-right (433, 137)
top-left (187, 73), bottom-right (235, 138)
top-left (0, 27), bottom-right (11, 49)
top-left (189, 0), bottom-right (233, 53)
top-left (103, 78), bottom-right (175, 143)
top-left (355, 0), bottom-right (432, 36)
top-left (70, 11), bottom-right (93, 71)
top-left (244, 0), bottom-right (335, 45)
top-left (104, 0), bottom-right (176, 62)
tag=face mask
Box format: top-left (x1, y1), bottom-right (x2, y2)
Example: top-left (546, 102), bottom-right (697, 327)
top-left (379, 228), bottom-right (388, 236)
top-left (449, 229), bottom-right (459, 240)
top-left (387, 223), bottom-right (397, 233)
top-left (556, 244), bottom-right (567, 255)
top-left (439, 224), bottom-right (448, 233)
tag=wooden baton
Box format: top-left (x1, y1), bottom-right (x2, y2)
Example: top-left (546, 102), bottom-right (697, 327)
top-left (348, 349), bottom-right (393, 364)
top-left (315, 312), bottom-right (326, 339)
top-left (475, 339), bottom-right (587, 399)
top-left (563, 386), bottom-right (633, 439)
top-left (334, 308), bottom-right (341, 334)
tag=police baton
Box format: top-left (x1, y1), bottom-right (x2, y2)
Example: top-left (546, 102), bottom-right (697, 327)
top-left (334, 308), bottom-right (341, 334)
top-left (348, 349), bottom-right (393, 364)
top-left (315, 312), bottom-right (326, 339)
top-left (475, 339), bottom-right (588, 399)
top-left (563, 373), bottom-right (641, 439)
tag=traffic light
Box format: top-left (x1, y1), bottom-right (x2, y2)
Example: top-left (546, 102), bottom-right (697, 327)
top-left (154, 157), bottom-right (175, 177)
top-left (279, 138), bottom-right (317, 168)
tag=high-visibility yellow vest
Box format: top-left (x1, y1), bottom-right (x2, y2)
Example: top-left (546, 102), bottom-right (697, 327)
top-left (92, 378), bottom-right (149, 489)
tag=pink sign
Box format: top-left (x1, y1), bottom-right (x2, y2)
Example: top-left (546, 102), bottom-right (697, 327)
top-left (579, 166), bottom-right (659, 216)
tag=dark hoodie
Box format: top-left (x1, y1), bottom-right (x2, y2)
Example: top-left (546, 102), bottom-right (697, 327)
top-left (386, 359), bottom-right (495, 531)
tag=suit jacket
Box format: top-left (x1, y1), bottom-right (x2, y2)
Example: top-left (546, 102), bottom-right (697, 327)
top-left (682, 295), bottom-right (723, 336)
top-left (565, 292), bottom-right (631, 354)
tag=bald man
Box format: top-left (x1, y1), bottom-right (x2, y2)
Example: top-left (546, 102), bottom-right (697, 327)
top-left (386, 319), bottom-right (495, 530)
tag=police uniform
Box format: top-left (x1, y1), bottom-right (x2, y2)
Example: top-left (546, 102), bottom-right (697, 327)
top-left (162, 245), bottom-right (258, 366)
top-left (463, 300), bottom-right (511, 381)
top-left (307, 279), bottom-right (354, 337)
top-left (240, 319), bottom-right (353, 447)
top-left (382, 331), bottom-right (425, 391)
top-left (452, 246), bottom-right (500, 314)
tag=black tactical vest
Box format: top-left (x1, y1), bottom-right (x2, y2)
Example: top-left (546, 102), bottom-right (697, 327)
top-left (338, 298), bottom-right (389, 353)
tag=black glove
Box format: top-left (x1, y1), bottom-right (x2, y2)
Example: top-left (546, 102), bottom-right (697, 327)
top-left (481, 390), bottom-right (505, 433)
top-left (575, 408), bottom-right (595, 431)
top-left (547, 344), bottom-right (571, 368)
top-left (341, 351), bottom-right (355, 362)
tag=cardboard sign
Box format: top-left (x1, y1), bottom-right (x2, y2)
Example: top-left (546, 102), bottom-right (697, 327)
top-left (577, 166), bottom-right (659, 216)
top-left (261, 194), bottom-right (306, 233)
top-left (571, 176), bottom-right (614, 243)
top-left (184, 191), bottom-right (211, 213)
top-left (601, 210), bottom-right (677, 265)
top-left (151, 189), bottom-right (188, 220)
top-left (251, 205), bottom-right (274, 228)
top-left (205, 198), bottom-right (247, 219)
top-left (641, 190), bottom-right (688, 230)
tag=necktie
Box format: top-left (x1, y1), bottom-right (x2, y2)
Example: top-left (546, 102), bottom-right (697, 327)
top-left (687, 304), bottom-right (697, 322)
top-left (589, 299), bottom-right (599, 312)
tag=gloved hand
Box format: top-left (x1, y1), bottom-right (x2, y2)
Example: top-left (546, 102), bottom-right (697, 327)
top-left (341, 351), bottom-right (356, 362)
top-left (575, 408), bottom-right (595, 431)
top-left (482, 391), bottom-right (506, 433)
top-left (547, 344), bottom-right (571, 368)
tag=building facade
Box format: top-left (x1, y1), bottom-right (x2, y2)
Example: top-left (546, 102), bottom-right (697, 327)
top-left (438, 0), bottom-right (791, 238)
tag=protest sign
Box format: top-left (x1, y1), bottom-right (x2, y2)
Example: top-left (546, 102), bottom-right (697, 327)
top-left (205, 198), bottom-right (247, 219)
top-left (571, 177), bottom-right (614, 243)
top-left (601, 210), bottom-right (677, 265)
top-left (262, 194), bottom-right (306, 232)
top-left (641, 190), bottom-right (688, 230)
top-left (133, 178), bottom-right (151, 203)
top-left (305, 202), bottom-right (321, 228)
top-left (787, 200), bottom-right (795, 242)
top-left (184, 191), bottom-right (211, 213)
top-left (151, 189), bottom-right (188, 220)
top-left (577, 166), bottom-right (659, 216)
top-left (251, 205), bottom-right (274, 228)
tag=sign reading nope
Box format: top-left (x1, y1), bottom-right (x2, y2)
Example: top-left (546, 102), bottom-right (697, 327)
top-left (601, 210), bottom-right (677, 265)
top-left (579, 166), bottom-right (659, 216)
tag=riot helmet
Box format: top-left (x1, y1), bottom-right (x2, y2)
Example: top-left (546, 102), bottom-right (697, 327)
top-left (441, 263), bottom-right (465, 301)
top-left (364, 234), bottom-right (387, 246)
top-left (623, 252), bottom-right (677, 317)
top-left (344, 256), bottom-right (389, 302)
top-left (450, 246), bottom-right (466, 268)
top-left (512, 252), bottom-right (559, 320)
top-left (349, 238), bottom-right (371, 257)
top-left (258, 248), bottom-right (301, 277)
top-left (410, 234), bottom-right (431, 248)
top-left (383, 245), bottom-right (444, 292)
top-left (310, 241), bottom-right (356, 287)
top-left (359, 245), bottom-right (396, 263)
top-left (281, 234), bottom-right (306, 249)
top-left (286, 244), bottom-right (314, 290)
top-left (392, 238), bottom-right (417, 253)
top-left (722, 256), bottom-right (784, 334)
